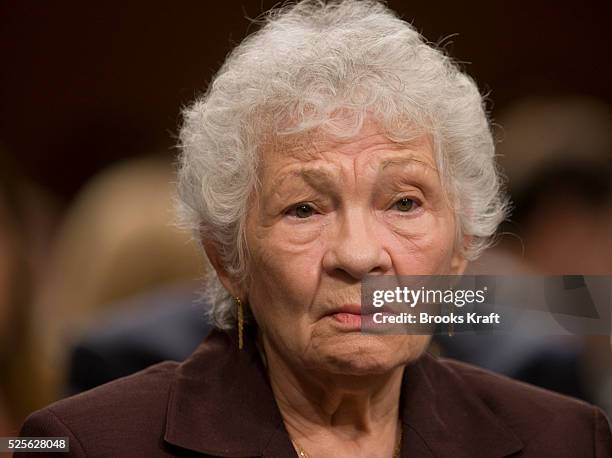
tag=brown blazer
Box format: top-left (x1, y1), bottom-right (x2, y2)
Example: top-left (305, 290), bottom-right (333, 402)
top-left (20, 326), bottom-right (612, 457)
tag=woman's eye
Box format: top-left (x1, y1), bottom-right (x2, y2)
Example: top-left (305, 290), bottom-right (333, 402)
top-left (288, 203), bottom-right (316, 218)
top-left (394, 197), bottom-right (416, 212)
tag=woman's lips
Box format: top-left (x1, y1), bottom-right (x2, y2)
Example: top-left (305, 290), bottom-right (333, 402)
top-left (331, 312), bottom-right (363, 327)
top-left (326, 304), bottom-right (372, 328)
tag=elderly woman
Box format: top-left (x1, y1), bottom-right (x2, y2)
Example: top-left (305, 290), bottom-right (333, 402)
top-left (20, 1), bottom-right (611, 456)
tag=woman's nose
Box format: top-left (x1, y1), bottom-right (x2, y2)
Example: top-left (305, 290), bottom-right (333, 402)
top-left (322, 207), bottom-right (392, 280)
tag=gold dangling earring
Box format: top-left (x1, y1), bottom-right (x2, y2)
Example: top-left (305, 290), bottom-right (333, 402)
top-left (236, 297), bottom-right (244, 350)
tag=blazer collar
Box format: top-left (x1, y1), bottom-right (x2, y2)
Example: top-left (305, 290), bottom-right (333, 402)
top-left (164, 325), bottom-right (294, 457)
top-left (164, 326), bottom-right (523, 457)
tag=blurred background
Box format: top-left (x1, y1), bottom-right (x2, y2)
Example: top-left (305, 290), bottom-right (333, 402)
top-left (2, 0), bottom-right (612, 435)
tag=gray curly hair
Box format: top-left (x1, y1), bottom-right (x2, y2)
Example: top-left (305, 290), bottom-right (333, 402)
top-left (176, 0), bottom-right (508, 329)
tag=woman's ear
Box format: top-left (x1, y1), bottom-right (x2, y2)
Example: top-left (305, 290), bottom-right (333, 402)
top-left (450, 235), bottom-right (472, 275)
top-left (450, 254), bottom-right (468, 275)
top-left (202, 239), bottom-right (242, 299)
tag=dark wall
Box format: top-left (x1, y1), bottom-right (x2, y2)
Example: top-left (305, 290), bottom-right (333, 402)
top-left (1, 0), bottom-right (611, 200)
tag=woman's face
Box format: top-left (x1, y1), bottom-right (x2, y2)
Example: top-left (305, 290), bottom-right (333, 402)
top-left (241, 122), bottom-right (466, 376)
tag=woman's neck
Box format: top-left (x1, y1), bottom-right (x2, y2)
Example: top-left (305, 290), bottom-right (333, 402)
top-left (259, 333), bottom-right (404, 456)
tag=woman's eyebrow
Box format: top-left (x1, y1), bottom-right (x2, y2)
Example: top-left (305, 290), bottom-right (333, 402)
top-left (379, 155), bottom-right (438, 174)
top-left (275, 166), bottom-right (339, 190)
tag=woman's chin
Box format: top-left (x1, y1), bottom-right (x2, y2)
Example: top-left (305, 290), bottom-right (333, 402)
top-left (305, 333), bottom-right (428, 377)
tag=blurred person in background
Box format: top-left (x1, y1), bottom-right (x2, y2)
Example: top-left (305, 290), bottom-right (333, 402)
top-left (0, 149), bottom-right (58, 433)
top-left (495, 96), bottom-right (612, 414)
top-left (31, 154), bottom-right (203, 403)
top-left (498, 97), bottom-right (612, 276)
top-left (65, 281), bottom-right (210, 395)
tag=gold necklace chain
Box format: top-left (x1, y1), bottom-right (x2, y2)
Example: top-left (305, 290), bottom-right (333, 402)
top-left (293, 423), bottom-right (402, 458)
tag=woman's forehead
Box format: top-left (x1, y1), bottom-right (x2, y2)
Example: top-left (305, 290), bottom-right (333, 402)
top-left (262, 126), bottom-right (435, 167)
top-left (253, 121), bottom-right (443, 198)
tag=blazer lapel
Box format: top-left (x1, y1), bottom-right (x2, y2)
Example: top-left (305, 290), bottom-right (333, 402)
top-left (164, 326), bottom-right (296, 457)
top-left (399, 355), bottom-right (524, 457)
